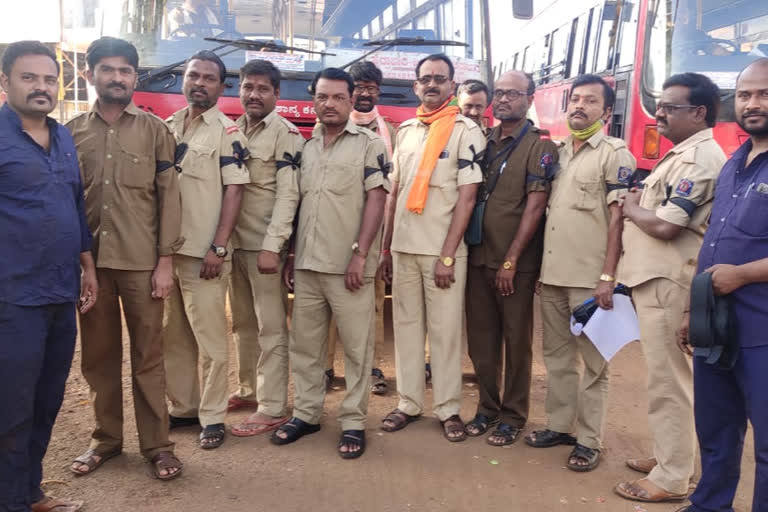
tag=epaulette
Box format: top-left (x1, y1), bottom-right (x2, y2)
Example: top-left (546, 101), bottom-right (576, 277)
top-left (455, 114), bottom-right (480, 129)
top-left (530, 125), bottom-right (551, 137)
top-left (278, 115), bottom-right (302, 136)
top-left (65, 111), bottom-right (90, 126)
top-left (356, 125), bottom-right (381, 141)
top-left (603, 136), bottom-right (628, 150)
top-left (398, 118), bottom-right (420, 129)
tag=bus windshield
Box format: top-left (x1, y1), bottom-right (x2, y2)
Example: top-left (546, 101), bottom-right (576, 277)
top-left (644, 0), bottom-right (768, 115)
top-left (75, 0), bottom-right (490, 84)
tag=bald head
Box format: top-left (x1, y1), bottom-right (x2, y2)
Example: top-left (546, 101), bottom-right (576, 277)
top-left (492, 70), bottom-right (535, 123)
top-left (735, 58), bottom-right (768, 137)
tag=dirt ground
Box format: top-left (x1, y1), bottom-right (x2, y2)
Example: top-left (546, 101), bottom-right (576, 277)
top-left (41, 298), bottom-right (756, 512)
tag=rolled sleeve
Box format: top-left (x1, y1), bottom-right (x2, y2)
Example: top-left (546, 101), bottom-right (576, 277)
top-left (605, 148), bottom-right (636, 205)
top-left (457, 126), bottom-right (486, 187)
top-left (525, 138), bottom-right (559, 194)
top-left (220, 128), bottom-right (251, 185)
top-left (656, 163), bottom-right (716, 227)
top-left (363, 137), bottom-right (392, 192)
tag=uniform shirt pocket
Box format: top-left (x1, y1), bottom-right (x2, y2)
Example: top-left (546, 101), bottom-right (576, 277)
top-left (181, 143), bottom-right (216, 181)
top-left (117, 146), bottom-right (153, 189)
top-left (571, 178), bottom-right (601, 211)
top-left (326, 163), bottom-right (361, 196)
top-left (247, 144), bottom-right (276, 189)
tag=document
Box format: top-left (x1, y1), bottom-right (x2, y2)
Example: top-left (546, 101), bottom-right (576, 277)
top-left (581, 294), bottom-right (640, 361)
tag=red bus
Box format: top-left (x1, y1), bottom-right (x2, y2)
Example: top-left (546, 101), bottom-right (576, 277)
top-left (89, 0), bottom-right (494, 137)
top-left (497, 0), bottom-right (768, 170)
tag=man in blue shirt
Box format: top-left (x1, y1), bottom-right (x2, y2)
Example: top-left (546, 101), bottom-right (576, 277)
top-left (677, 57), bottom-right (768, 512)
top-left (0, 41), bottom-right (97, 512)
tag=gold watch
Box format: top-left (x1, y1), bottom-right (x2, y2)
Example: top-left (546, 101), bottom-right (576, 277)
top-left (599, 273), bottom-right (615, 282)
top-left (441, 256), bottom-right (455, 267)
top-left (502, 260), bottom-right (514, 270)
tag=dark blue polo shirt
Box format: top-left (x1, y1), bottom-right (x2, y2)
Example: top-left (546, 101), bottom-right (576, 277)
top-left (698, 139), bottom-right (768, 348)
top-left (0, 104), bottom-right (91, 306)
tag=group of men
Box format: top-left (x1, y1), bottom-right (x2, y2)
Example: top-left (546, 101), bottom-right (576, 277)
top-left (0, 34), bottom-right (766, 512)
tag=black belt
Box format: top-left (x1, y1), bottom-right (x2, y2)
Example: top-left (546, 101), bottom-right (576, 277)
top-left (689, 272), bottom-right (738, 368)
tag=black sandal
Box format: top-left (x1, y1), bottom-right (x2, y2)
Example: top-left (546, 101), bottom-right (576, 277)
top-left (370, 368), bottom-right (388, 395)
top-left (567, 443), bottom-right (601, 472)
top-left (199, 423), bottom-right (225, 450)
top-left (338, 430), bottom-right (366, 459)
top-left (487, 423), bottom-right (522, 446)
top-left (465, 414), bottom-right (500, 437)
top-left (524, 429), bottom-right (577, 448)
top-left (270, 417), bottom-right (321, 446)
top-left (381, 409), bottom-right (420, 432)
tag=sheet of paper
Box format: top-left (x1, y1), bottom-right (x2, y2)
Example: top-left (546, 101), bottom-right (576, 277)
top-left (582, 294), bottom-right (640, 361)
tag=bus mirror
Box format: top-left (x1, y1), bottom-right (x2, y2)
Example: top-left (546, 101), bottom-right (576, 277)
top-left (512, 0), bottom-right (534, 19)
top-left (602, 1), bottom-right (617, 21)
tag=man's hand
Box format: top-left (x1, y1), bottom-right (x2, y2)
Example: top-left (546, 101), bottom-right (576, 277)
top-left (377, 251), bottom-right (393, 284)
top-left (705, 264), bottom-right (747, 295)
top-left (345, 253), bottom-right (366, 292)
top-left (434, 260), bottom-right (456, 289)
top-left (496, 266), bottom-right (516, 296)
top-left (535, 280), bottom-right (542, 295)
top-left (594, 280), bottom-right (615, 310)
top-left (80, 267), bottom-right (99, 314)
top-left (283, 256), bottom-right (295, 292)
top-left (200, 249), bottom-right (223, 280)
top-left (676, 311), bottom-right (693, 356)
top-left (621, 187), bottom-right (642, 217)
top-left (257, 250), bottom-right (280, 274)
top-left (151, 256), bottom-right (174, 299)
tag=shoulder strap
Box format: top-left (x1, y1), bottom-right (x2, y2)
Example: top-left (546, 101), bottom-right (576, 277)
top-left (482, 122), bottom-right (531, 199)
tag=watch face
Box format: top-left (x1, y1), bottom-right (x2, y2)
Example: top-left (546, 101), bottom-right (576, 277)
top-left (215, 247), bottom-right (226, 257)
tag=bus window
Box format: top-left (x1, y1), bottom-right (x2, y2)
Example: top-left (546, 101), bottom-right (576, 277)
top-left (584, 6), bottom-right (599, 73)
top-left (616, 0), bottom-right (639, 68)
top-left (522, 46), bottom-right (532, 72)
top-left (595, 2), bottom-right (618, 72)
top-left (397, 0), bottom-right (411, 17)
top-left (567, 13), bottom-right (588, 78)
top-left (549, 23), bottom-right (570, 79)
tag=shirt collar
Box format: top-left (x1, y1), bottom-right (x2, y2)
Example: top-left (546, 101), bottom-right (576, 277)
top-left (0, 103), bottom-right (59, 138)
top-left (201, 104), bottom-right (221, 124)
top-left (668, 128), bottom-right (714, 154)
top-left (237, 108), bottom-right (278, 134)
top-left (313, 119), bottom-right (359, 138)
top-left (90, 100), bottom-right (141, 122)
top-left (489, 119), bottom-right (531, 144)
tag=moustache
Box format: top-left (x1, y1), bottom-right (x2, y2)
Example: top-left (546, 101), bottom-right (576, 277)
top-left (106, 82), bottom-right (127, 90)
top-left (570, 111), bottom-right (587, 118)
top-left (27, 92), bottom-right (52, 103)
top-left (743, 111), bottom-right (768, 119)
top-left (190, 87), bottom-right (208, 97)
top-left (424, 88), bottom-right (440, 95)
top-left (246, 100), bottom-right (264, 107)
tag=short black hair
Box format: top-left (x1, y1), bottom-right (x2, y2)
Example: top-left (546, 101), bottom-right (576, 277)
top-left (86, 36), bottom-right (139, 71)
top-left (240, 59), bottom-right (281, 90)
top-left (349, 61), bottom-right (383, 86)
top-left (663, 72), bottom-right (721, 127)
top-left (1, 40), bottom-right (59, 76)
top-left (309, 67), bottom-right (355, 97)
top-left (416, 54), bottom-right (455, 80)
top-left (570, 74), bottom-right (615, 110)
top-left (457, 79), bottom-right (489, 104)
top-left (186, 50), bottom-right (226, 83)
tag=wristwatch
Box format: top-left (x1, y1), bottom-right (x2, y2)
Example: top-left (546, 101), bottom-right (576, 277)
top-left (441, 256), bottom-right (455, 267)
top-left (502, 260), bottom-right (514, 270)
top-left (352, 241), bottom-right (367, 258)
top-left (211, 244), bottom-right (228, 258)
top-left (599, 273), bottom-right (615, 282)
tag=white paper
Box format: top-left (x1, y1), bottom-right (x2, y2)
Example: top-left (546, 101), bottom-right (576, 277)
top-left (582, 294), bottom-right (640, 361)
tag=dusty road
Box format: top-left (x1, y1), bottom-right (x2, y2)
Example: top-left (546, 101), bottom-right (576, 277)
top-left (41, 299), bottom-right (756, 512)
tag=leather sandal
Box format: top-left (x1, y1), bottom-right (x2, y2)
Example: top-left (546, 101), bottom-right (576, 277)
top-left (614, 478), bottom-right (688, 502)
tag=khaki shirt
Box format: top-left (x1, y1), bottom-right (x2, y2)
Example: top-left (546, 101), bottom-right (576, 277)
top-left (356, 117), bottom-right (397, 152)
top-left (166, 105), bottom-right (250, 259)
top-left (618, 128), bottom-right (725, 288)
top-left (390, 115), bottom-right (486, 257)
top-left (295, 120), bottom-right (390, 277)
top-left (470, 121), bottom-right (558, 272)
top-left (540, 131), bottom-right (636, 288)
top-left (67, 102), bottom-right (183, 271)
top-left (233, 109), bottom-right (304, 253)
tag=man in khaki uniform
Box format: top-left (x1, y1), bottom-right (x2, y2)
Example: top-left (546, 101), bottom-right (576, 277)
top-left (614, 73), bottom-right (725, 502)
top-left (524, 74), bottom-right (636, 471)
top-left (379, 54), bottom-right (485, 442)
top-left (465, 71), bottom-right (557, 446)
top-left (163, 51), bottom-right (250, 450)
top-left (272, 68), bottom-right (389, 460)
top-left (226, 60), bottom-right (303, 432)
top-left (67, 37), bottom-right (183, 480)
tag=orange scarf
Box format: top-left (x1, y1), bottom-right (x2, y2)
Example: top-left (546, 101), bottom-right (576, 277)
top-left (349, 106), bottom-right (393, 158)
top-left (406, 96), bottom-right (460, 214)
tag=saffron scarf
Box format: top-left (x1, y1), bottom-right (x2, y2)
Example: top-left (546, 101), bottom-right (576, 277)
top-left (405, 96), bottom-right (460, 214)
top-left (349, 106), bottom-right (393, 158)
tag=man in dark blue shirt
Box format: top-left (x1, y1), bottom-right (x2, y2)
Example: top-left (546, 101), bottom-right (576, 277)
top-left (678, 58), bottom-right (768, 512)
top-left (0, 41), bottom-right (97, 512)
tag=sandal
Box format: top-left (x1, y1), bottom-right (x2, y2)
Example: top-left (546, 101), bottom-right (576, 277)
top-left (486, 423), bottom-right (522, 446)
top-left (381, 409), bottom-right (420, 432)
top-left (324, 368), bottom-right (335, 390)
top-left (227, 395), bottom-right (258, 412)
top-left (441, 415), bottom-right (467, 442)
top-left (270, 417), bottom-right (321, 446)
top-left (199, 423), bottom-right (226, 449)
top-left (614, 478), bottom-right (688, 502)
top-left (524, 429), bottom-right (577, 448)
top-left (567, 443), bottom-right (601, 472)
top-left (231, 414), bottom-right (289, 437)
top-left (70, 447), bottom-right (121, 476)
top-left (150, 451), bottom-right (183, 481)
top-left (31, 497), bottom-right (84, 512)
top-left (465, 414), bottom-right (500, 437)
top-left (626, 457), bottom-right (657, 474)
top-left (425, 362), bottom-right (432, 382)
top-left (371, 368), bottom-right (388, 395)
top-left (169, 415), bottom-right (200, 430)
top-left (338, 429), bottom-right (366, 459)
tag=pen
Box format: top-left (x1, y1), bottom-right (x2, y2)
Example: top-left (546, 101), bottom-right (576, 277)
top-left (745, 182), bottom-right (754, 198)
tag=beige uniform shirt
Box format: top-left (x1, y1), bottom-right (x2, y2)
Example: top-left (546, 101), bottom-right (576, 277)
top-left (356, 117), bottom-right (397, 152)
top-left (166, 105), bottom-right (250, 259)
top-left (295, 120), bottom-right (390, 278)
top-left (540, 131), bottom-right (636, 288)
top-left (67, 102), bottom-right (183, 271)
top-left (618, 128), bottom-right (725, 288)
top-left (390, 115), bottom-right (486, 257)
top-left (233, 110), bottom-right (304, 253)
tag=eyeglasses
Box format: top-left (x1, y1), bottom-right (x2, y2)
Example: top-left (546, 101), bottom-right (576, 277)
top-left (493, 89), bottom-right (529, 100)
top-left (416, 74), bottom-right (449, 85)
top-left (354, 85), bottom-right (380, 95)
top-left (656, 103), bottom-right (699, 114)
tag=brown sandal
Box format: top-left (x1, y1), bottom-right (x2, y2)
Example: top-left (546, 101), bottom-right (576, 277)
top-left (614, 479), bottom-right (688, 502)
top-left (151, 451), bottom-right (183, 481)
top-left (381, 409), bottom-right (420, 432)
top-left (626, 457), bottom-right (657, 473)
top-left (70, 448), bottom-right (121, 476)
top-left (441, 415), bottom-right (467, 442)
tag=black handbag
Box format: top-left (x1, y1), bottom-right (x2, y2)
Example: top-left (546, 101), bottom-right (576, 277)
top-left (689, 271), bottom-right (738, 369)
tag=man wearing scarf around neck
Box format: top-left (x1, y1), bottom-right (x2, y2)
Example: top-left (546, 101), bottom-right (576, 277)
top-left (378, 54), bottom-right (486, 442)
top-left (524, 74), bottom-right (636, 471)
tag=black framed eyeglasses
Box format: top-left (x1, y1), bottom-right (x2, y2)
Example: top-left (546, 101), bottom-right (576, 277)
top-left (354, 85), bottom-right (380, 95)
top-left (656, 103), bottom-right (699, 114)
top-left (416, 74), bottom-right (449, 85)
top-left (493, 89), bottom-right (529, 100)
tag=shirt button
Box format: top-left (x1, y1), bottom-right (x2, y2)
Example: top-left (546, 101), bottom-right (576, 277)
top-left (107, 154), bottom-right (113, 159)
top-left (108, 129), bottom-right (115, 134)
top-left (104, 179), bottom-right (110, 184)
top-left (133, 158), bottom-right (139, 163)
top-left (102, 231), bottom-right (108, 236)
top-left (732, 193), bottom-right (738, 198)
top-left (103, 204), bottom-right (109, 210)
top-left (720, 217), bottom-right (725, 222)
top-left (710, 242), bottom-right (715, 247)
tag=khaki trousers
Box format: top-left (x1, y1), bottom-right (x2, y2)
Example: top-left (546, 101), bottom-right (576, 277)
top-left (79, 268), bottom-right (173, 459)
top-left (540, 284), bottom-right (609, 450)
top-left (291, 270), bottom-right (375, 430)
top-left (466, 265), bottom-right (537, 426)
top-left (392, 252), bottom-right (466, 421)
top-left (326, 277), bottom-right (386, 371)
top-left (633, 278), bottom-right (695, 494)
top-left (229, 249), bottom-right (289, 416)
top-left (163, 255), bottom-right (231, 427)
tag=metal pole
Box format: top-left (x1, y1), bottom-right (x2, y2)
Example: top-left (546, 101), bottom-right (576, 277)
top-left (58, 0), bottom-right (65, 121)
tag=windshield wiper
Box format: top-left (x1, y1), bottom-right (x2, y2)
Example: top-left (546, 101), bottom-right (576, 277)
top-left (339, 38), bottom-right (469, 70)
top-left (139, 37), bottom-right (336, 85)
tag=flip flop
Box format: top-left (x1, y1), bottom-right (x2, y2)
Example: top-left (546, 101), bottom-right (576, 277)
top-left (227, 395), bottom-right (259, 412)
top-left (231, 415), bottom-right (289, 437)
top-left (70, 448), bottom-right (121, 476)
